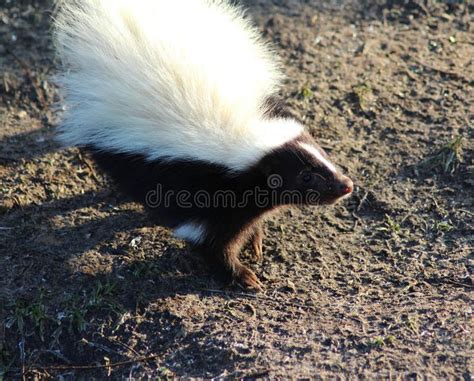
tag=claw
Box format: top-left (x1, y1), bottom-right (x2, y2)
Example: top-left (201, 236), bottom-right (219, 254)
top-left (235, 266), bottom-right (263, 291)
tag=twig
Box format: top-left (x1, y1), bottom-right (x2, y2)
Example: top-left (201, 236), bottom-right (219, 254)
top-left (26, 354), bottom-right (161, 373)
top-left (351, 212), bottom-right (361, 231)
top-left (425, 276), bottom-right (473, 289)
top-left (399, 68), bottom-right (418, 82)
top-left (103, 335), bottom-right (141, 358)
top-left (356, 190), bottom-right (369, 213)
top-left (457, 209), bottom-right (474, 217)
top-left (241, 369), bottom-right (270, 379)
top-left (17, 324), bottom-right (187, 377)
top-left (442, 278), bottom-right (473, 289)
top-left (200, 288), bottom-right (317, 312)
top-left (19, 338), bottom-right (25, 381)
top-left (413, 58), bottom-right (470, 83)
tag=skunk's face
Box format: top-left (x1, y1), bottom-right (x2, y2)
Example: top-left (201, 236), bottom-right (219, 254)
top-left (264, 135), bottom-right (353, 205)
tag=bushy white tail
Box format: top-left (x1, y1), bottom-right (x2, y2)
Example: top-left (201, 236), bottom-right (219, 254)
top-left (54, 0), bottom-right (303, 171)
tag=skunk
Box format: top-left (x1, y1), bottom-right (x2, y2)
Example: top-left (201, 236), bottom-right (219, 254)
top-left (54, 0), bottom-right (353, 290)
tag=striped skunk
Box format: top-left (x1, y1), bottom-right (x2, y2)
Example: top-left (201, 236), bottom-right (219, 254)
top-left (54, 0), bottom-right (353, 290)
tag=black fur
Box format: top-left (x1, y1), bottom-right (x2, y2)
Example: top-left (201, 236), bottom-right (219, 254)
top-left (85, 131), bottom-right (352, 289)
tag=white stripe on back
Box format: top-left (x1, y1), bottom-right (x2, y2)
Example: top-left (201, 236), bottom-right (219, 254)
top-left (54, 0), bottom-right (304, 172)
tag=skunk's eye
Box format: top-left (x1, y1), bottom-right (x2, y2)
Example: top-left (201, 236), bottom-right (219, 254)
top-left (302, 172), bottom-right (312, 183)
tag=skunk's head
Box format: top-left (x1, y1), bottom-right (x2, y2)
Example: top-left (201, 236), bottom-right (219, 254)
top-left (260, 132), bottom-right (353, 205)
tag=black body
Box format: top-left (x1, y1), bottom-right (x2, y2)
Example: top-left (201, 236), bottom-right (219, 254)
top-left (86, 130), bottom-right (353, 290)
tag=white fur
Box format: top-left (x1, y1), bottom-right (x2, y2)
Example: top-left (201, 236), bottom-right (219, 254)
top-left (54, 0), bottom-right (303, 171)
top-left (298, 142), bottom-right (337, 173)
top-left (174, 222), bottom-right (207, 244)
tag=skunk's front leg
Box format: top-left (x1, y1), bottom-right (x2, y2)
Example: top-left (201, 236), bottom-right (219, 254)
top-left (200, 231), bottom-right (263, 291)
top-left (223, 237), bottom-right (263, 291)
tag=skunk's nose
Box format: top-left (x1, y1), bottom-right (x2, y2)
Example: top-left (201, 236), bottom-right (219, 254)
top-left (336, 176), bottom-right (353, 196)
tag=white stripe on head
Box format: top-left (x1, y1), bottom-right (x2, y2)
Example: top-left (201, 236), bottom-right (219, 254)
top-left (174, 222), bottom-right (207, 244)
top-left (298, 142), bottom-right (337, 174)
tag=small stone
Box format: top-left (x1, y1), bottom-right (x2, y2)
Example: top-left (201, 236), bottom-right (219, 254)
top-left (130, 236), bottom-right (142, 248)
top-left (17, 110), bottom-right (27, 119)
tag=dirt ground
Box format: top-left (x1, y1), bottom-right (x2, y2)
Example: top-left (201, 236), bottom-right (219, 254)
top-left (1, 0), bottom-right (473, 379)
